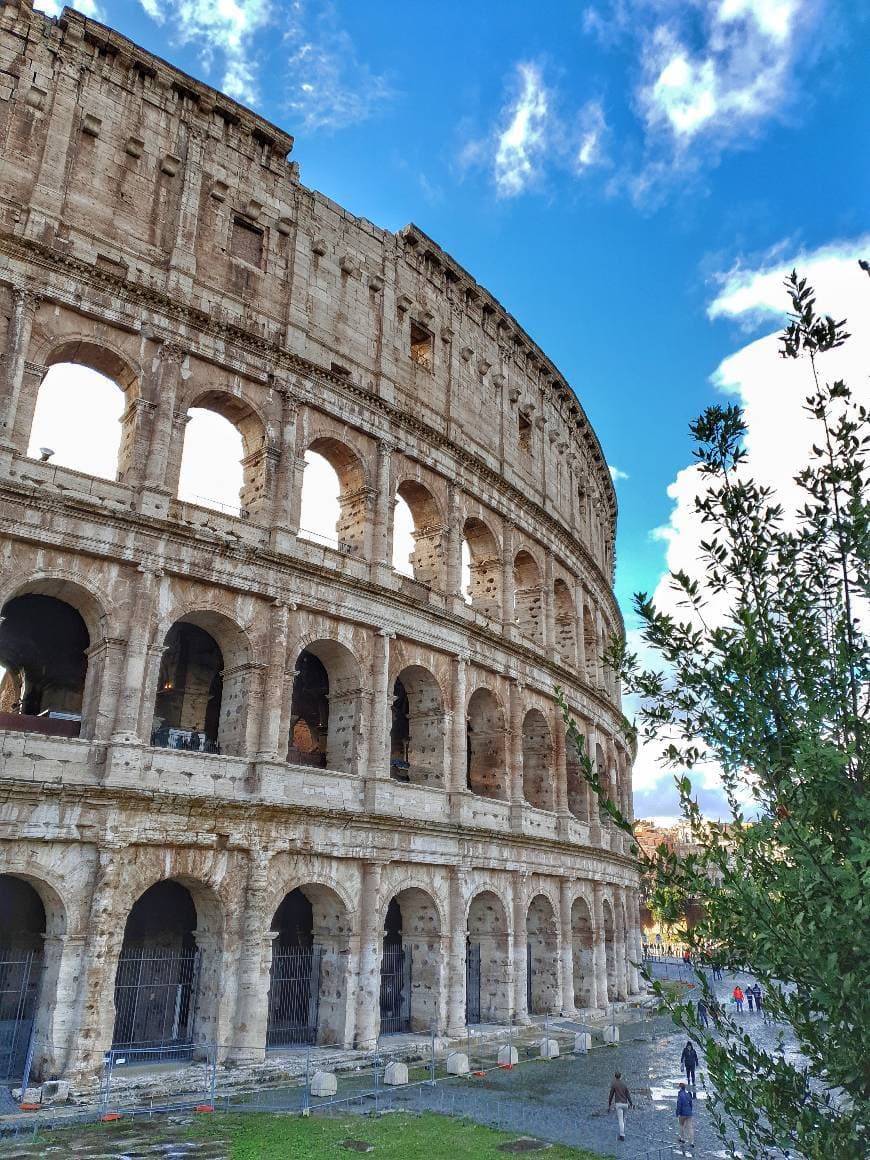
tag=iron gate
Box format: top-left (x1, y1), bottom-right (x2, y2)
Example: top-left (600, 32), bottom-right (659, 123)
top-left (266, 945), bottom-right (323, 1047)
top-left (379, 943), bottom-right (412, 1034)
top-left (112, 945), bottom-right (200, 1055)
top-left (526, 942), bottom-right (534, 1014)
top-left (465, 942), bottom-right (481, 1024)
top-left (0, 950), bottom-right (40, 1084)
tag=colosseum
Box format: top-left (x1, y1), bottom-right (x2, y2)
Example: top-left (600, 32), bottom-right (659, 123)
top-left (0, 1), bottom-right (641, 1094)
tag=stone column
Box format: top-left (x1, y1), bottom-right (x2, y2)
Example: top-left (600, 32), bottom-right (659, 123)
top-left (559, 879), bottom-right (575, 1017)
top-left (450, 654), bottom-right (468, 793)
top-left (447, 868), bottom-right (467, 1036)
top-left (553, 710), bottom-right (569, 815)
top-left (354, 860), bottom-right (384, 1048)
top-left (575, 585), bottom-right (587, 679)
top-left (228, 850), bottom-right (274, 1062)
top-left (614, 887), bottom-right (628, 1001)
top-left (270, 391), bottom-right (300, 545)
top-left (587, 725), bottom-right (601, 844)
top-left (509, 678), bottom-right (524, 803)
top-left (111, 567), bottom-right (162, 742)
top-left (0, 287), bottom-right (40, 451)
top-left (81, 637), bottom-right (125, 742)
top-left (500, 522), bottom-right (515, 636)
top-left (626, 889), bottom-right (641, 994)
top-left (512, 879), bottom-right (529, 1024)
top-left (142, 342), bottom-right (186, 491)
top-left (445, 484), bottom-right (464, 606)
top-left (256, 602), bottom-right (292, 759)
top-left (591, 882), bottom-right (608, 1009)
top-left (543, 552), bottom-right (556, 651)
top-left (31, 932), bottom-right (85, 1081)
top-left (366, 629), bottom-right (392, 777)
top-left (595, 609), bottom-right (606, 690)
top-left (370, 439), bottom-right (394, 579)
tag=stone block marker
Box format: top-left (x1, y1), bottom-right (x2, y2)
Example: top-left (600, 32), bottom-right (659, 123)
top-left (539, 1038), bottom-right (560, 1058)
top-left (601, 1025), bottom-right (620, 1044)
top-left (498, 1045), bottom-right (519, 1066)
top-left (574, 1032), bottom-right (592, 1053)
top-left (384, 1061), bottom-right (409, 1086)
top-left (446, 1052), bottom-right (470, 1075)
top-left (309, 1070), bottom-right (338, 1097)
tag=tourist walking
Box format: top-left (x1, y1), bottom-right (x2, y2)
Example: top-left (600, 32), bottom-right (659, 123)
top-left (747, 988), bottom-right (755, 1013)
top-left (608, 1071), bottom-right (633, 1142)
top-left (697, 998), bottom-right (709, 1029)
top-left (676, 1082), bottom-right (695, 1150)
top-left (733, 985), bottom-right (744, 1013)
top-left (680, 1040), bottom-right (699, 1093)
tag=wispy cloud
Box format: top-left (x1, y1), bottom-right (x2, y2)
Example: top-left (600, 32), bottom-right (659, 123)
top-left (282, 2), bottom-right (393, 132)
top-left (608, 464), bottom-right (629, 482)
top-left (575, 100), bottom-right (607, 170)
top-left (37, 0), bottom-right (104, 18)
top-left (136, 0), bottom-right (271, 106)
top-left (494, 63), bottom-right (550, 198)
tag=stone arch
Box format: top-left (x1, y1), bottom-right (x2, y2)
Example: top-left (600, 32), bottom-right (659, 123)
top-left (602, 896), bottom-right (616, 1005)
top-left (466, 889), bottom-right (511, 1025)
top-left (553, 578), bottom-right (576, 661)
top-left (513, 549), bottom-right (543, 642)
top-left (521, 707), bottom-right (554, 811)
top-left (112, 876), bottom-right (224, 1052)
top-left (394, 479), bottom-right (445, 588)
top-left (583, 604), bottom-right (597, 679)
top-left (390, 663), bottom-right (445, 787)
top-left (178, 387), bottom-right (270, 519)
top-left (288, 638), bottom-right (361, 773)
top-left (301, 434), bottom-right (370, 555)
top-left (462, 516), bottom-right (501, 617)
top-left (466, 687), bottom-right (508, 801)
top-left (0, 574), bottom-right (110, 740)
top-left (380, 885), bottom-right (443, 1034)
top-left (571, 894), bottom-right (595, 1010)
top-left (526, 893), bottom-right (559, 1015)
top-left (267, 882), bottom-right (351, 1048)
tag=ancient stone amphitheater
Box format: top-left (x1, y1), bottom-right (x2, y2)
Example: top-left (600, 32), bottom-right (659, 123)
top-left (0, 2), bottom-right (641, 1092)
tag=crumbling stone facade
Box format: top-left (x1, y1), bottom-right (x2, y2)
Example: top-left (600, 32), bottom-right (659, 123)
top-left (0, 2), bottom-right (642, 1087)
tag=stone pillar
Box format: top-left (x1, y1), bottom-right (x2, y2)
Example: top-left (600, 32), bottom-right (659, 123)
top-left (0, 287), bottom-right (40, 451)
top-left (228, 850), bottom-right (274, 1061)
top-left (447, 868), bottom-right (466, 1036)
top-left (559, 879), bottom-right (576, 1017)
top-left (370, 439), bottom-right (394, 578)
top-left (626, 889), bottom-right (641, 994)
top-left (512, 879), bottom-right (529, 1024)
top-left (591, 882), bottom-right (608, 1009)
top-left (270, 391), bottom-right (300, 543)
top-left (445, 484), bottom-right (464, 605)
top-left (31, 932), bottom-right (85, 1081)
top-left (509, 679), bottom-right (524, 803)
top-left (543, 552), bottom-right (555, 651)
top-left (553, 710), bottom-right (569, 815)
top-left (575, 586), bottom-right (587, 680)
top-left (595, 609), bottom-right (606, 690)
top-left (367, 629), bottom-right (391, 777)
top-left (81, 637), bottom-right (125, 742)
top-left (256, 602), bottom-right (291, 759)
top-left (142, 343), bottom-right (186, 491)
top-left (354, 860), bottom-right (384, 1048)
top-left (111, 567), bottom-right (161, 742)
top-left (450, 654), bottom-right (468, 793)
top-left (500, 522), bottom-right (515, 636)
top-left (614, 887), bottom-right (628, 1001)
top-left (587, 726), bottom-right (601, 844)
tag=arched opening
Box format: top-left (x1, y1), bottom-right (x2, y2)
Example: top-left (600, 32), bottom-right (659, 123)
top-left (602, 898), bottom-right (616, 1005)
top-left (380, 889), bottom-right (442, 1034)
top-left (554, 579), bottom-right (576, 661)
top-left (267, 885), bottom-right (350, 1048)
top-left (521, 709), bottom-right (554, 811)
top-left (513, 550), bottom-right (543, 642)
top-left (152, 623), bottom-right (223, 754)
top-left (394, 481), bottom-right (445, 588)
top-left (390, 666), bottom-right (445, 787)
top-left (595, 741), bottom-right (612, 820)
top-left (0, 877), bottom-right (46, 1085)
top-left (112, 880), bottom-right (216, 1053)
top-left (0, 594), bottom-right (89, 738)
top-left (466, 688), bottom-right (508, 801)
top-left (288, 640), bottom-right (359, 773)
top-left (462, 518), bottom-right (501, 619)
top-left (27, 363), bottom-right (127, 482)
top-left (567, 746), bottom-right (589, 822)
top-left (526, 895), bottom-right (559, 1016)
top-left (177, 392), bottom-right (268, 520)
top-left (299, 437), bottom-right (367, 555)
top-left (571, 896), bottom-right (595, 1010)
top-left (466, 891), bottom-right (511, 1026)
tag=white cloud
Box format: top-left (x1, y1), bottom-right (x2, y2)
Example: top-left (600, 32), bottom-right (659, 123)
top-left (282, 2), bottom-right (392, 132)
top-left (137, 0), bottom-right (271, 106)
top-left (36, 0), bottom-right (103, 17)
top-left (575, 100), bottom-right (607, 170)
top-left (494, 63), bottom-right (550, 198)
top-left (608, 464), bottom-right (629, 482)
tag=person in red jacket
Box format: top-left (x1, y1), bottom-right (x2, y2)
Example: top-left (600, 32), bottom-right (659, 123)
top-left (733, 985), bottom-right (744, 1013)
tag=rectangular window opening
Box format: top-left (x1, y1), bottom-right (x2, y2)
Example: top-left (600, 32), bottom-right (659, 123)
top-left (410, 321), bottom-right (434, 370)
top-left (518, 412), bottom-right (532, 453)
top-left (230, 216), bottom-right (264, 267)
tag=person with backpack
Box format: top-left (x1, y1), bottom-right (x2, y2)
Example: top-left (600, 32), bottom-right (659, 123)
top-left (676, 1082), bottom-right (695, 1150)
top-left (680, 1040), bottom-right (699, 1093)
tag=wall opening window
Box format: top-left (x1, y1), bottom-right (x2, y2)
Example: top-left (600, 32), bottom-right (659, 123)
top-left (230, 216), bottom-right (263, 266)
top-left (177, 408), bottom-right (244, 516)
top-left (392, 493), bottom-right (415, 576)
top-left (518, 411), bottom-right (532, 453)
top-left (28, 364), bottom-right (125, 480)
top-left (393, 481), bottom-right (444, 587)
top-left (299, 438), bottom-right (366, 555)
top-left (409, 322), bottom-right (434, 371)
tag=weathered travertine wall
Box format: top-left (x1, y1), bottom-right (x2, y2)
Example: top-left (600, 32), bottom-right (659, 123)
top-left (0, 1), bottom-right (641, 1088)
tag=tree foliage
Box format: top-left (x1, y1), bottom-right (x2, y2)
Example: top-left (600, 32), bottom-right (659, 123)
top-left (561, 271), bottom-right (869, 1159)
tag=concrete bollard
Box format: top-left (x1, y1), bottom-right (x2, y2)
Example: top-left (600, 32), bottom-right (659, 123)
top-left (309, 1070), bottom-right (337, 1097)
top-left (540, 1038), bottom-right (560, 1059)
top-left (574, 1032), bottom-right (592, 1054)
top-left (498, 1045), bottom-right (519, 1066)
top-left (384, 1061), bottom-right (409, 1086)
top-left (601, 1025), bottom-right (620, 1044)
top-left (446, 1052), bottom-right (470, 1075)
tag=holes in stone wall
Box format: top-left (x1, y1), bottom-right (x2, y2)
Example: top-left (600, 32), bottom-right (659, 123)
top-left (230, 216), bottom-right (263, 267)
top-left (409, 321), bottom-right (434, 370)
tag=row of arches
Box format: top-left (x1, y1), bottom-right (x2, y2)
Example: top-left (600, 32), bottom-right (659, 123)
top-left (13, 342), bottom-right (618, 688)
top-left (0, 869), bottom-right (639, 1082)
top-left (0, 582), bottom-right (633, 819)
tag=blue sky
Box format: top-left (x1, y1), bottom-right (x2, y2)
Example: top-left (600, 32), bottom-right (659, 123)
top-left (36, 1), bottom-right (870, 817)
